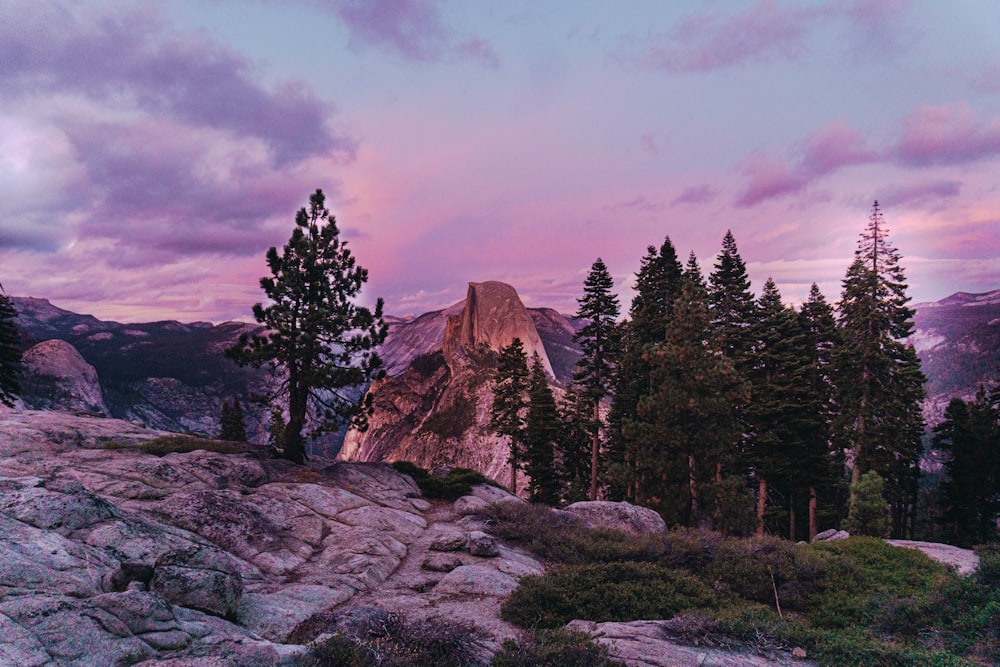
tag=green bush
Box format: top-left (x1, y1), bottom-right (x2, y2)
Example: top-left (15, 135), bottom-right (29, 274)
top-left (392, 461), bottom-right (497, 500)
top-left (490, 628), bottom-right (625, 667)
top-left (844, 471), bottom-right (891, 537)
top-left (703, 535), bottom-right (796, 605)
top-left (501, 562), bottom-right (716, 628)
top-left (102, 435), bottom-right (247, 457)
top-left (974, 543), bottom-right (1000, 588)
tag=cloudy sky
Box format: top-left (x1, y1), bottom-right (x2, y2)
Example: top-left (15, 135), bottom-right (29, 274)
top-left (2, 0), bottom-right (999, 323)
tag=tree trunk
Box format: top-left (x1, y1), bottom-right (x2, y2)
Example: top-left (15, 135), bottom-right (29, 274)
top-left (809, 486), bottom-right (818, 541)
top-left (590, 401), bottom-right (600, 500)
top-left (510, 448), bottom-right (518, 496)
top-left (283, 379), bottom-right (309, 465)
top-left (789, 492), bottom-right (796, 542)
top-left (756, 476), bottom-right (766, 536)
top-left (689, 454), bottom-right (698, 516)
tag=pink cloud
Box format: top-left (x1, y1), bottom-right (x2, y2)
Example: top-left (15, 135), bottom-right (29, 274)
top-left (735, 153), bottom-right (807, 207)
top-left (636, 0), bottom-right (817, 72)
top-left (893, 102), bottom-right (1000, 166)
top-left (799, 121), bottom-right (877, 176)
top-left (671, 185), bottom-right (719, 207)
top-left (330, 0), bottom-right (498, 66)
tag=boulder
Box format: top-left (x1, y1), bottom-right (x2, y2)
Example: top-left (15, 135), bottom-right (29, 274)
top-left (433, 565), bottom-right (518, 597)
top-left (813, 529), bottom-right (850, 542)
top-left (466, 530), bottom-right (500, 557)
top-left (430, 531), bottom-right (468, 552)
top-left (151, 546), bottom-right (243, 619)
top-left (422, 553), bottom-right (464, 573)
top-left (564, 500), bottom-right (666, 535)
top-left (454, 494), bottom-right (491, 516)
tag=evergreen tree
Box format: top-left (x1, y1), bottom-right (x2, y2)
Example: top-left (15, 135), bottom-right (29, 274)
top-left (844, 470), bottom-right (891, 537)
top-left (631, 279), bottom-right (747, 525)
top-left (745, 278), bottom-right (812, 536)
top-left (267, 405), bottom-right (286, 451)
top-left (607, 238), bottom-right (684, 500)
top-left (708, 230), bottom-right (756, 371)
top-left (491, 338), bottom-right (530, 494)
top-left (524, 353), bottom-right (561, 504)
top-left (836, 201), bottom-right (925, 537)
top-left (219, 398), bottom-right (248, 441)
top-left (0, 288), bottom-right (21, 408)
top-left (933, 391), bottom-right (1000, 546)
top-left (683, 251), bottom-right (705, 288)
top-left (798, 284), bottom-right (841, 540)
top-left (572, 258), bottom-right (621, 499)
top-left (557, 385), bottom-right (595, 503)
top-left (227, 189), bottom-right (387, 464)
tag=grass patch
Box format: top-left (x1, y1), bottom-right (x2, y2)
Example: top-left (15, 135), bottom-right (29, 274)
top-left (491, 504), bottom-right (1000, 666)
top-left (391, 461), bottom-right (500, 501)
top-left (490, 627), bottom-right (626, 667)
top-left (102, 435), bottom-right (248, 457)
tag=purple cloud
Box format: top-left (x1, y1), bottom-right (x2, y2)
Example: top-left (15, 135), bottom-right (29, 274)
top-left (607, 195), bottom-right (666, 213)
top-left (875, 180), bottom-right (962, 208)
top-left (329, 0), bottom-right (499, 66)
top-left (0, 1), bottom-right (354, 264)
top-left (799, 122), bottom-right (877, 176)
top-left (671, 185), bottom-right (719, 207)
top-left (892, 103), bottom-right (1000, 167)
top-left (634, 1), bottom-right (817, 72)
top-left (735, 153), bottom-right (807, 208)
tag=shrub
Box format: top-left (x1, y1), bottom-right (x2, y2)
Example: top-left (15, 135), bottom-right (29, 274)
top-left (844, 471), bottom-right (890, 537)
top-left (974, 543), bottom-right (1000, 588)
top-left (392, 461), bottom-right (497, 500)
top-left (490, 628), bottom-right (625, 667)
top-left (102, 435), bottom-right (247, 457)
top-left (501, 562), bottom-right (716, 628)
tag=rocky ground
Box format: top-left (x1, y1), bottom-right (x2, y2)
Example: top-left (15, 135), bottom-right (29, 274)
top-left (0, 408), bottom-right (977, 667)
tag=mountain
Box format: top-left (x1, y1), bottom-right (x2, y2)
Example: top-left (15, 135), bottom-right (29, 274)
top-left (339, 282), bottom-right (581, 484)
top-left (12, 297), bottom-right (275, 438)
top-left (912, 289), bottom-right (1000, 423)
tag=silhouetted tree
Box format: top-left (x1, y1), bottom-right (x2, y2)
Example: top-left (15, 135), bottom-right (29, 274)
top-left (708, 230), bottom-right (756, 373)
top-left (933, 390), bottom-right (1000, 546)
top-left (836, 201), bottom-right (925, 537)
top-left (524, 353), bottom-right (560, 504)
top-left (572, 258), bottom-right (621, 499)
top-left (219, 398), bottom-right (247, 442)
top-left (227, 189), bottom-right (387, 464)
top-left (0, 286), bottom-right (21, 408)
top-left (491, 338), bottom-right (530, 494)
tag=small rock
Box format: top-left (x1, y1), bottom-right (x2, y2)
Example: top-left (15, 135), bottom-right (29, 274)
top-left (466, 530), bottom-right (499, 557)
top-left (454, 495), bottom-right (491, 516)
top-left (792, 646), bottom-right (808, 660)
top-left (430, 532), bottom-right (468, 552)
top-left (422, 553), bottom-right (464, 572)
top-left (813, 528), bottom-right (850, 542)
top-left (433, 565), bottom-right (518, 597)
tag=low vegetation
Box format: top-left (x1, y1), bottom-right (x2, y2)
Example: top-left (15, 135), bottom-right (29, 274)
top-left (391, 461), bottom-right (499, 500)
top-left (490, 502), bottom-right (1000, 666)
top-left (102, 434), bottom-right (249, 456)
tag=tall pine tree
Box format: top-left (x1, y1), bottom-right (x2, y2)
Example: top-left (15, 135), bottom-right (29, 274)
top-left (607, 238), bottom-right (684, 500)
top-left (836, 201), bottom-right (925, 537)
top-left (524, 353), bottom-right (561, 504)
top-left (708, 230), bottom-right (756, 372)
top-left (572, 258), bottom-right (621, 499)
top-left (490, 338), bottom-right (530, 494)
top-left (0, 288), bottom-right (21, 408)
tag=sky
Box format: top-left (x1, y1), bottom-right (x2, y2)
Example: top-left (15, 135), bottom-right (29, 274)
top-left (2, 0), bottom-right (999, 323)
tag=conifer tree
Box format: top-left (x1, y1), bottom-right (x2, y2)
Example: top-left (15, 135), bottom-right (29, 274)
top-left (491, 338), bottom-right (530, 494)
top-left (631, 279), bottom-right (747, 525)
top-left (219, 398), bottom-right (248, 441)
top-left (0, 288), bottom-right (21, 408)
top-left (708, 230), bottom-right (756, 371)
top-left (607, 238), bottom-right (684, 500)
top-left (572, 258), bottom-right (621, 499)
top-left (836, 201), bottom-right (925, 537)
top-left (267, 405), bottom-right (286, 451)
top-left (798, 284), bottom-right (841, 540)
top-left (524, 353), bottom-right (561, 504)
top-left (557, 385), bottom-right (595, 503)
top-left (844, 470), bottom-right (891, 537)
top-left (227, 189), bottom-right (387, 464)
top-left (932, 391), bottom-right (1000, 546)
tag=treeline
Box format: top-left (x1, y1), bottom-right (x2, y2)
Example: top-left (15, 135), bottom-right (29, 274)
top-left (491, 202), bottom-right (993, 543)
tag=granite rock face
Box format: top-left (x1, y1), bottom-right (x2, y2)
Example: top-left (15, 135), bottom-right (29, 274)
top-left (0, 409), bottom-right (540, 665)
top-left (565, 500), bottom-right (668, 536)
top-left (20, 339), bottom-right (109, 416)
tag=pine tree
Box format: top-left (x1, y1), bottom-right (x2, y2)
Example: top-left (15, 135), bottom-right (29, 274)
top-left (557, 385), bottom-right (595, 503)
top-left (491, 338), bottom-right (530, 494)
top-left (572, 258), bottom-right (621, 499)
top-left (524, 353), bottom-right (561, 504)
top-left (933, 391), bottom-right (1000, 546)
top-left (0, 288), bottom-right (22, 408)
top-left (844, 470), bottom-right (891, 537)
top-left (836, 201), bottom-right (926, 537)
top-left (219, 398), bottom-right (248, 441)
top-left (227, 189), bottom-right (387, 464)
top-left (708, 230), bottom-right (756, 371)
top-left (631, 279), bottom-right (748, 525)
top-left (267, 405), bottom-right (286, 451)
top-left (607, 238), bottom-right (684, 500)
top-left (798, 284), bottom-right (841, 540)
